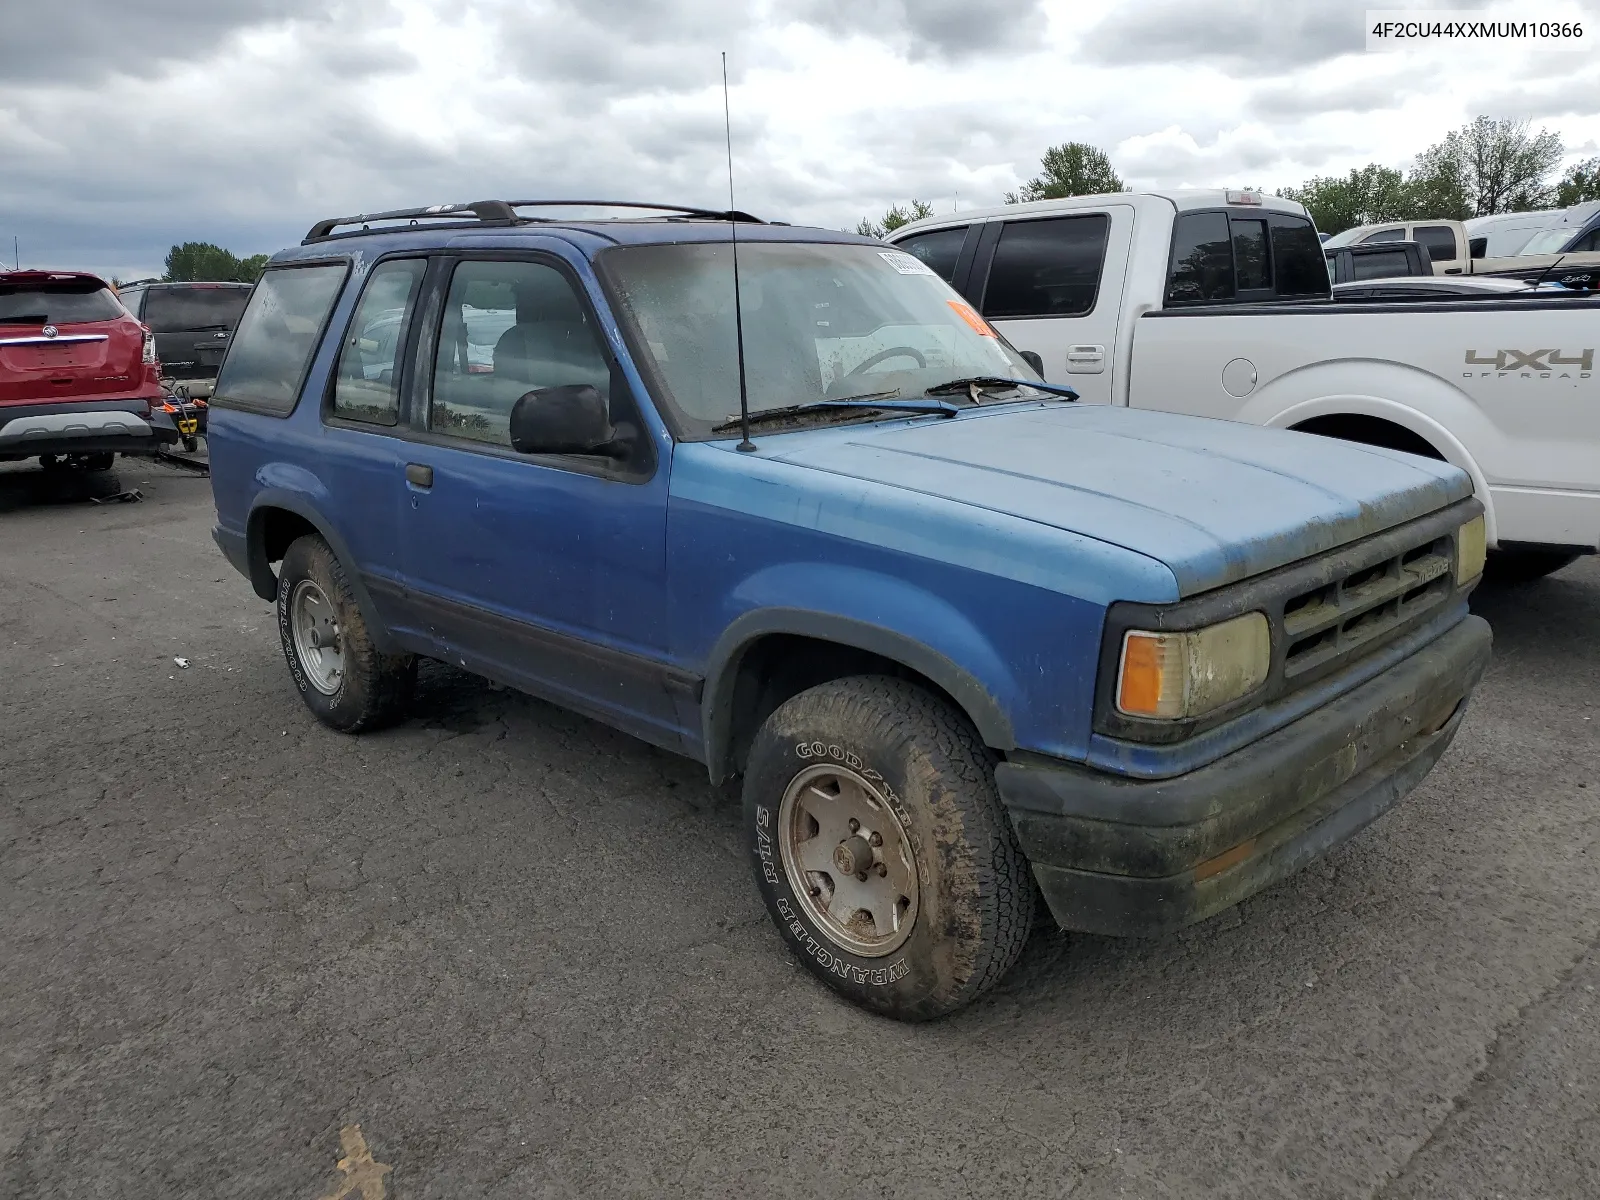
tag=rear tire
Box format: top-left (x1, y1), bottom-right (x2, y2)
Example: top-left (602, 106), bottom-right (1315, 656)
top-left (743, 675), bottom-right (1034, 1021)
top-left (76, 452), bottom-right (115, 472)
top-left (1484, 548), bottom-right (1582, 584)
top-left (276, 534), bottom-right (416, 732)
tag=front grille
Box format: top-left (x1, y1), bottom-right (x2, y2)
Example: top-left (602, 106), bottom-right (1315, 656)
top-left (1280, 533), bottom-right (1453, 678)
top-left (1094, 499), bottom-right (1479, 746)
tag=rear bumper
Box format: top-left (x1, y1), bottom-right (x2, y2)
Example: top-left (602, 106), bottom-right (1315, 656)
top-left (0, 397), bottom-right (176, 459)
top-left (997, 614), bottom-right (1492, 937)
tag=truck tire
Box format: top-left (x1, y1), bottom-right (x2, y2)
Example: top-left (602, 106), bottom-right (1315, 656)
top-left (743, 676), bottom-right (1035, 1021)
top-left (1485, 548), bottom-right (1582, 584)
top-left (276, 533), bottom-right (416, 733)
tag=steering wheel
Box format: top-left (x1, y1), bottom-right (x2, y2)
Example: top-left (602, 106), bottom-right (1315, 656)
top-left (844, 346), bottom-right (926, 378)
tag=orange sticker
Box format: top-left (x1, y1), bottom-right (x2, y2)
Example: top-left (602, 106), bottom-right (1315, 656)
top-left (947, 298), bottom-right (996, 337)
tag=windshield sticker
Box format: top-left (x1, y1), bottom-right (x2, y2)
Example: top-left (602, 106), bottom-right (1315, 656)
top-left (878, 250), bottom-right (936, 276)
top-left (946, 298), bottom-right (997, 337)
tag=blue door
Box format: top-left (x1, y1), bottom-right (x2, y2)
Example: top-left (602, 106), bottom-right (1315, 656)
top-left (318, 256), bottom-right (429, 631)
top-left (396, 254), bottom-right (684, 751)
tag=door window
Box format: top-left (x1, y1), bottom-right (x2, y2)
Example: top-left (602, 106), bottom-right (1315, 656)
top-left (981, 214), bottom-right (1110, 318)
top-left (330, 258), bottom-right (426, 425)
top-left (1569, 228), bottom-right (1600, 253)
top-left (1413, 225), bottom-right (1458, 262)
top-left (893, 227), bottom-right (967, 282)
top-left (1351, 249), bottom-right (1416, 280)
top-left (213, 263), bottom-right (348, 415)
top-left (1360, 227), bottom-right (1405, 242)
top-left (1165, 212), bottom-right (1235, 303)
top-left (429, 259), bottom-right (610, 447)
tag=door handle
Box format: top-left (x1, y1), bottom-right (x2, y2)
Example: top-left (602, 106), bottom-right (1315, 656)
top-left (405, 463), bottom-right (434, 488)
top-left (1065, 344), bottom-right (1106, 374)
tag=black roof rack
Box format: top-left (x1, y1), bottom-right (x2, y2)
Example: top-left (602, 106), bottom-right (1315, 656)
top-left (303, 200), bottom-right (764, 244)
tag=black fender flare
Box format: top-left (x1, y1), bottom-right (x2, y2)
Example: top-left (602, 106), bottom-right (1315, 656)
top-left (245, 490), bottom-right (401, 654)
top-left (700, 607), bottom-right (1015, 783)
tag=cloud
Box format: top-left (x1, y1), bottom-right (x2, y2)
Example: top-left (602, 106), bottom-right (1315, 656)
top-left (0, 0), bottom-right (325, 84)
top-left (1251, 69), bottom-right (1443, 118)
top-left (1, 0), bottom-right (1598, 280)
top-left (799, 0), bottom-right (1049, 60)
top-left (1080, 0), bottom-right (1368, 72)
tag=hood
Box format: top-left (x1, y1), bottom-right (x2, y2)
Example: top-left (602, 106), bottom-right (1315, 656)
top-left (767, 404), bottom-right (1471, 596)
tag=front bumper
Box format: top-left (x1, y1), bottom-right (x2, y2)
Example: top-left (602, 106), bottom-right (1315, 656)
top-left (997, 614), bottom-right (1492, 937)
top-left (0, 398), bottom-right (177, 460)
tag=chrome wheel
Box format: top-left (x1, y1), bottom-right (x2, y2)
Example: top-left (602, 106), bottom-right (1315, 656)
top-left (288, 578), bottom-right (345, 695)
top-left (777, 763), bottom-right (919, 957)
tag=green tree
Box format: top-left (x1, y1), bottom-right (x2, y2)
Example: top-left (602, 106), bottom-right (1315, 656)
top-left (163, 242), bottom-right (267, 283)
top-left (1005, 142), bottom-right (1124, 204)
top-left (1277, 165), bottom-right (1414, 234)
top-left (1554, 157), bottom-right (1600, 207)
top-left (1409, 117), bottom-right (1564, 217)
top-left (855, 199), bottom-right (935, 239)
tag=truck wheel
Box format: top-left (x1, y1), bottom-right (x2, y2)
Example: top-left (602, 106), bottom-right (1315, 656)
top-left (74, 452), bottom-right (115, 472)
top-left (276, 534), bottom-right (416, 733)
top-left (743, 676), bottom-right (1035, 1021)
top-left (1485, 549), bottom-right (1581, 584)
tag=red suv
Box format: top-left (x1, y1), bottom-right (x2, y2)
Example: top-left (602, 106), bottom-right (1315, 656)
top-left (0, 270), bottom-right (176, 471)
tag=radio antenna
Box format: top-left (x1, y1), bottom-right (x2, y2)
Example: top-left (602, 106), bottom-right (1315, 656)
top-left (722, 52), bottom-right (756, 453)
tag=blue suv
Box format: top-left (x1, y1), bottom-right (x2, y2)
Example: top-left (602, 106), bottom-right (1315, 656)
top-left (209, 201), bottom-right (1492, 1020)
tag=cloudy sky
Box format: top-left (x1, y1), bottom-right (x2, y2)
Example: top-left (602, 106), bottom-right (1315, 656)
top-left (4, 0), bottom-right (1598, 279)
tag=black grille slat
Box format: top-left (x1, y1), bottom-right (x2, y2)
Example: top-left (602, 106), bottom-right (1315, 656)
top-left (1282, 537), bottom-right (1451, 678)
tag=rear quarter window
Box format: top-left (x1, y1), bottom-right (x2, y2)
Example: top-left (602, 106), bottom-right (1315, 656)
top-left (213, 263), bottom-right (348, 416)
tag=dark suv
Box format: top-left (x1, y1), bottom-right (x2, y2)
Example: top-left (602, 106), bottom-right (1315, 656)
top-left (0, 270), bottom-right (172, 471)
top-left (208, 200), bottom-right (1489, 1020)
top-left (117, 281), bottom-right (253, 399)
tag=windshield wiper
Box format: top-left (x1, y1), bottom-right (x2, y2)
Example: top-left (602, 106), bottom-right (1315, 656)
top-left (711, 394), bottom-right (961, 433)
top-left (924, 376), bottom-right (1080, 401)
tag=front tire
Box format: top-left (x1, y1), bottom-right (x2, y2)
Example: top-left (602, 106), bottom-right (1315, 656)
top-left (744, 676), bottom-right (1034, 1021)
top-left (276, 534), bottom-right (416, 732)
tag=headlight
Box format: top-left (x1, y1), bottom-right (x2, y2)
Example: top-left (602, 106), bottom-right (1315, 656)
top-left (1456, 515), bottom-right (1486, 585)
top-left (1116, 612), bottom-right (1271, 720)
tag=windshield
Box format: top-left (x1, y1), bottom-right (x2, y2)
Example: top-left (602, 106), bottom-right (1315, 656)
top-left (601, 241), bottom-right (1039, 437)
top-left (142, 286), bottom-right (253, 332)
top-left (1516, 228), bottom-right (1578, 256)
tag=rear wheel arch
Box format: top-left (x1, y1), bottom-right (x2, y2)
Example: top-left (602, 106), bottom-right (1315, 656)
top-left (245, 495), bottom-right (400, 653)
top-left (1288, 412), bottom-right (1445, 460)
top-left (1257, 385), bottom-right (1499, 546)
top-left (700, 612), bottom-right (1015, 785)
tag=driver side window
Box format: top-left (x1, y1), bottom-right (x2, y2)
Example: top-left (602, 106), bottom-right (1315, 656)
top-left (429, 259), bottom-right (611, 447)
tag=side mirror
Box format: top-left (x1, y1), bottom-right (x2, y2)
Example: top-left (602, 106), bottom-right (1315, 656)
top-left (1019, 350), bottom-right (1045, 375)
top-left (509, 384), bottom-right (619, 456)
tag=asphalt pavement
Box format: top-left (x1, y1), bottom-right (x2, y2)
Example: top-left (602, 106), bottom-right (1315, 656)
top-left (2, 457), bottom-right (1597, 1199)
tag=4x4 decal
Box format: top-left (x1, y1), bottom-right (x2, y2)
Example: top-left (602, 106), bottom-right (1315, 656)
top-left (1464, 348), bottom-right (1593, 377)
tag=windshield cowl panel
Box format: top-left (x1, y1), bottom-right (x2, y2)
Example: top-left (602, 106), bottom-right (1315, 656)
top-left (598, 241), bottom-right (1041, 441)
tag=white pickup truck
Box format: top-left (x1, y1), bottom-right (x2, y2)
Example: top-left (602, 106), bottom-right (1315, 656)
top-left (1321, 204), bottom-right (1600, 288)
top-left (887, 190), bottom-right (1600, 579)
